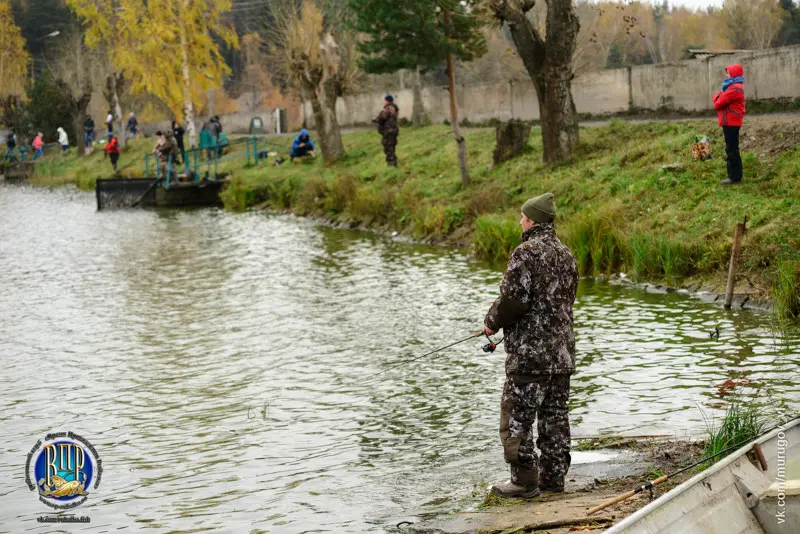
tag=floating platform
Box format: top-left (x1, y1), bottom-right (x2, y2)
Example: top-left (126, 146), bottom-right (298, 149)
top-left (95, 177), bottom-right (228, 210)
top-left (1, 161), bottom-right (35, 182)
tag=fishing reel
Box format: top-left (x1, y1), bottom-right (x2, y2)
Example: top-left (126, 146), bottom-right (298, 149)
top-left (482, 333), bottom-right (502, 353)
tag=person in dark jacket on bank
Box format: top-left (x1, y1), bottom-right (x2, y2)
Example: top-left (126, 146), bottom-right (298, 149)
top-left (172, 120), bottom-right (185, 164)
top-left (290, 129), bottom-right (316, 161)
top-left (713, 64), bottom-right (746, 185)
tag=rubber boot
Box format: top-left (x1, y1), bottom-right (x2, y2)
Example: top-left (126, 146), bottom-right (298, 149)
top-left (490, 479), bottom-right (541, 499)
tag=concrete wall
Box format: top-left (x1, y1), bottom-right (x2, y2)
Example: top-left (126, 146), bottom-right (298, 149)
top-left (630, 60), bottom-right (710, 111)
top-left (133, 45), bottom-right (800, 133)
top-left (321, 45), bottom-right (800, 127)
top-left (139, 111), bottom-right (278, 138)
top-left (707, 46), bottom-right (800, 102)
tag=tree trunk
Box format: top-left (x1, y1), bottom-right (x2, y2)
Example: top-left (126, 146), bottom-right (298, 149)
top-left (73, 92), bottom-right (92, 160)
top-left (105, 73), bottom-right (126, 146)
top-left (492, 0), bottom-right (580, 164)
top-left (446, 54), bottom-right (469, 187)
top-left (412, 68), bottom-right (424, 127)
top-left (536, 64), bottom-right (579, 164)
top-left (179, 0), bottom-right (196, 147)
top-left (306, 76), bottom-right (344, 164)
top-left (302, 78), bottom-right (344, 164)
top-left (493, 120), bottom-right (532, 165)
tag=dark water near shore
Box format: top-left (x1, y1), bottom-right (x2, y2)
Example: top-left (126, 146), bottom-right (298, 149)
top-left (1, 184), bottom-right (798, 532)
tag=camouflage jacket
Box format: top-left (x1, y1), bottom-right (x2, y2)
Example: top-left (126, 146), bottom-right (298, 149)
top-left (484, 223), bottom-right (578, 376)
top-left (376, 103), bottom-right (399, 135)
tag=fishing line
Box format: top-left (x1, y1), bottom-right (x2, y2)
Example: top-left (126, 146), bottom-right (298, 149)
top-left (331, 332), bottom-right (489, 393)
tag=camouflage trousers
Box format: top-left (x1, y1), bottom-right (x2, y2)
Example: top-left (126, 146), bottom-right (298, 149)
top-left (382, 133), bottom-right (398, 166)
top-left (499, 374), bottom-right (571, 488)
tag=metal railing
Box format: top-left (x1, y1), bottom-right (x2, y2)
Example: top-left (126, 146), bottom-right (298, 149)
top-left (143, 135), bottom-right (290, 188)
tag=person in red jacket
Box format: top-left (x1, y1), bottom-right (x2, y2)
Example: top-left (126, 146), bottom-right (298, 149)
top-left (713, 64), bottom-right (746, 185)
top-left (104, 134), bottom-right (120, 173)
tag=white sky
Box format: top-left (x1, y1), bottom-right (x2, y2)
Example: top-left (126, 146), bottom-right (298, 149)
top-left (653, 0), bottom-right (724, 9)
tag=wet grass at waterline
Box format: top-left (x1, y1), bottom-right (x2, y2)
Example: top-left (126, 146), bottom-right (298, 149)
top-left (222, 121), bottom-right (798, 317)
top-left (700, 394), bottom-right (768, 467)
top-left (20, 120), bottom-right (800, 319)
top-left (25, 137), bottom-right (154, 189)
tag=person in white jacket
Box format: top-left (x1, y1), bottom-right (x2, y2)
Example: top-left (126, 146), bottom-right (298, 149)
top-left (57, 127), bottom-right (69, 155)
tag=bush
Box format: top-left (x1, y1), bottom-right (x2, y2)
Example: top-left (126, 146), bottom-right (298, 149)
top-left (561, 214), bottom-right (625, 276)
top-left (297, 177), bottom-right (328, 214)
top-left (350, 185), bottom-right (396, 223)
top-left (701, 393), bottom-right (767, 467)
top-left (474, 214), bottom-right (520, 261)
top-left (774, 260), bottom-right (800, 322)
top-left (329, 173), bottom-right (356, 213)
top-left (467, 185), bottom-right (507, 217)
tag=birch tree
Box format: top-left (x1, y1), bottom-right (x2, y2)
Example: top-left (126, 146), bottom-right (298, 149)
top-left (68, 0), bottom-right (238, 147)
top-left (0, 0), bottom-right (29, 100)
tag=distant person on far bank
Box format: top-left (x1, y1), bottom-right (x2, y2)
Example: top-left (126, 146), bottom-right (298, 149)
top-left (5, 131), bottom-right (17, 162)
top-left (373, 94), bottom-right (399, 167)
top-left (290, 129), bottom-right (316, 162)
top-left (126, 112), bottom-right (138, 140)
top-left (172, 120), bottom-right (185, 164)
top-left (104, 134), bottom-right (120, 173)
top-left (105, 110), bottom-right (114, 139)
top-left (152, 130), bottom-right (178, 177)
top-left (32, 132), bottom-right (44, 160)
top-left (713, 64), bottom-right (746, 185)
top-left (84, 115), bottom-right (95, 151)
top-left (57, 127), bottom-right (69, 155)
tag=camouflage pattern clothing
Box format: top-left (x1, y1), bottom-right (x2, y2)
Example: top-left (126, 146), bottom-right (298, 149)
top-left (155, 136), bottom-right (178, 178)
top-left (375, 103), bottom-right (399, 166)
top-left (485, 222), bottom-right (578, 489)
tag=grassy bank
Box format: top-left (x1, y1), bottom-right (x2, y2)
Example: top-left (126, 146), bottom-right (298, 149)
top-left (25, 134), bottom-right (263, 190)
top-left (23, 119), bottom-right (800, 320)
top-left (221, 120), bottom-right (800, 320)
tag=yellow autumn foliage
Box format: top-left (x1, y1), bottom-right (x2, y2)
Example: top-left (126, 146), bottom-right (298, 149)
top-left (67, 0), bottom-right (238, 121)
top-left (0, 0), bottom-right (30, 99)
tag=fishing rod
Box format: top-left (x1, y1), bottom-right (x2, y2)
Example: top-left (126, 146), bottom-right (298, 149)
top-left (332, 332), bottom-right (503, 393)
top-left (587, 419), bottom-right (793, 515)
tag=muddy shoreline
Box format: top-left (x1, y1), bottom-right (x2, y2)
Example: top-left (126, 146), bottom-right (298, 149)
top-left (408, 437), bottom-right (706, 534)
top-left (257, 205), bottom-right (776, 314)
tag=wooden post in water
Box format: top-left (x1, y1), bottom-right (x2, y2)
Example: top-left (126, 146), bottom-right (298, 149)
top-left (724, 216), bottom-right (748, 309)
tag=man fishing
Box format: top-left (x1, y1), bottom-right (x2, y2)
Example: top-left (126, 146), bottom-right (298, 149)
top-left (482, 192), bottom-right (578, 499)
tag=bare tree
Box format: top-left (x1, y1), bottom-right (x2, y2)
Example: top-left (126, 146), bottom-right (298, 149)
top-left (43, 31), bottom-right (102, 157)
top-left (268, 1), bottom-right (359, 163)
top-left (722, 0), bottom-right (788, 50)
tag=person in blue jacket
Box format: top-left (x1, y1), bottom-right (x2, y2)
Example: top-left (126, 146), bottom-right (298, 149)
top-left (290, 129), bottom-right (316, 161)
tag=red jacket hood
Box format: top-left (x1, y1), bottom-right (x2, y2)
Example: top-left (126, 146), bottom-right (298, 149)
top-left (726, 64), bottom-right (744, 78)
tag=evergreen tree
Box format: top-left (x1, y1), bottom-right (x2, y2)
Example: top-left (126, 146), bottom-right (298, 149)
top-left (779, 0), bottom-right (800, 45)
top-left (349, 0), bottom-right (487, 186)
top-left (605, 43), bottom-right (624, 69)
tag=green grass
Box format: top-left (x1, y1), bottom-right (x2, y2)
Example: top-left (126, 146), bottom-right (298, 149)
top-left (27, 134), bottom-right (265, 190)
top-left (700, 394), bottom-right (767, 467)
top-left (774, 259), bottom-right (800, 322)
top-left (25, 120), bottom-right (800, 319)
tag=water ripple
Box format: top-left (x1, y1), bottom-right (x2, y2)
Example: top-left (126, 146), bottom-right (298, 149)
top-left (1, 184), bottom-right (797, 532)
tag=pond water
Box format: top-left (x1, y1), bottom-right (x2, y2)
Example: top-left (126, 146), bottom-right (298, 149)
top-left (1, 184), bottom-right (797, 532)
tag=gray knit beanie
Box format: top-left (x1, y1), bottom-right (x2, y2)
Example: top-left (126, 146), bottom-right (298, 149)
top-left (521, 192), bottom-right (556, 223)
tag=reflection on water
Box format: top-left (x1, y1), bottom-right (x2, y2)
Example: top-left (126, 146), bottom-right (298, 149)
top-left (1, 184), bottom-right (797, 532)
